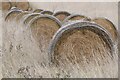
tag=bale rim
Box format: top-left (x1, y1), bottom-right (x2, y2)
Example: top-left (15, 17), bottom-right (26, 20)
top-left (92, 17), bottom-right (118, 43)
top-left (33, 9), bottom-right (43, 13)
top-left (40, 10), bottom-right (53, 15)
top-left (5, 8), bottom-right (22, 21)
top-left (48, 21), bottom-right (114, 64)
top-left (63, 14), bottom-right (88, 22)
top-left (28, 15), bottom-right (62, 30)
top-left (22, 13), bottom-right (41, 25)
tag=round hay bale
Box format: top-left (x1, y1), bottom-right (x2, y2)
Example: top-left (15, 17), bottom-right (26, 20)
top-left (2, 1), bottom-right (12, 11)
top-left (16, 1), bottom-right (30, 11)
top-left (49, 21), bottom-right (114, 66)
top-left (15, 11), bottom-right (29, 22)
top-left (5, 9), bottom-right (22, 21)
top-left (93, 18), bottom-right (118, 43)
top-left (53, 11), bottom-right (71, 22)
top-left (29, 15), bottom-right (62, 53)
top-left (63, 14), bottom-right (88, 22)
top-left (23, 13), bottom-right (41, 25)
top-left (33, 9), bottom-right (43, 13)
top-left (40, 10), bottom-right (53, 15)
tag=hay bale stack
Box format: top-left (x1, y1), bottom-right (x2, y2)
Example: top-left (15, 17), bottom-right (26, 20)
top-left (5, 8), bottom-right (22, 21)
top-left (93, 18), bottom-right (118, 43)
top-left (40, 10), bottom-right (53, 15)
top-left (33, 9), bottom-right (43, 13)
top-left (53, 11), bottom-right (71, 22)
top-left (23, 13), bottom-right (41, 25)
top-left (49, 21), bottom-right (114, 66)
top-left (29, 15), bottom-right (61, 53)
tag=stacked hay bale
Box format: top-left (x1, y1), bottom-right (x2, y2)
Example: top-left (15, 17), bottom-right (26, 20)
top-left (29, 15), bottom-right (61, 53)
top-left (49, 20), bottom-right (115, 66)
top-left (5, 7), bottom-right (23, 21)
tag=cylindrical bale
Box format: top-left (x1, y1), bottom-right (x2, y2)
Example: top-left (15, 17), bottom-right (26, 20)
top-left (92, 18), bottom-right (118, 43)
top-left (2, 0), bottom-right (12, 11)
top-left (5, 8), bottom-right (22, 21)
top-left (22, 13), bottom-right (41, 25)
top-left (29, 15), bottom-right (62, 53)
top-left (53, 11), bottom-right (71, 22)
top-left (15, 11), bottom-right (29, 22)
top-left (40, 10), bottom-right (53, 15)
top-left (63, 14), bottom-right (88, 22)
top-left (15, 0), bottom-right (30, 11)
top-left (33, 9), bottom-right (43, 13)
top-left (49, 21), bottom-right (114, 66)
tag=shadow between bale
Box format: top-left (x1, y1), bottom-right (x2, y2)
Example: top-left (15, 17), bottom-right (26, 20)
top-left (29, 15), bottom-right (62, 53)
top-left (53, 11), bottom-right (71, 22)
top-left (92, 17), bottom-right (118, 43)
top-left (48, 21), bottom-right (114, 66)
